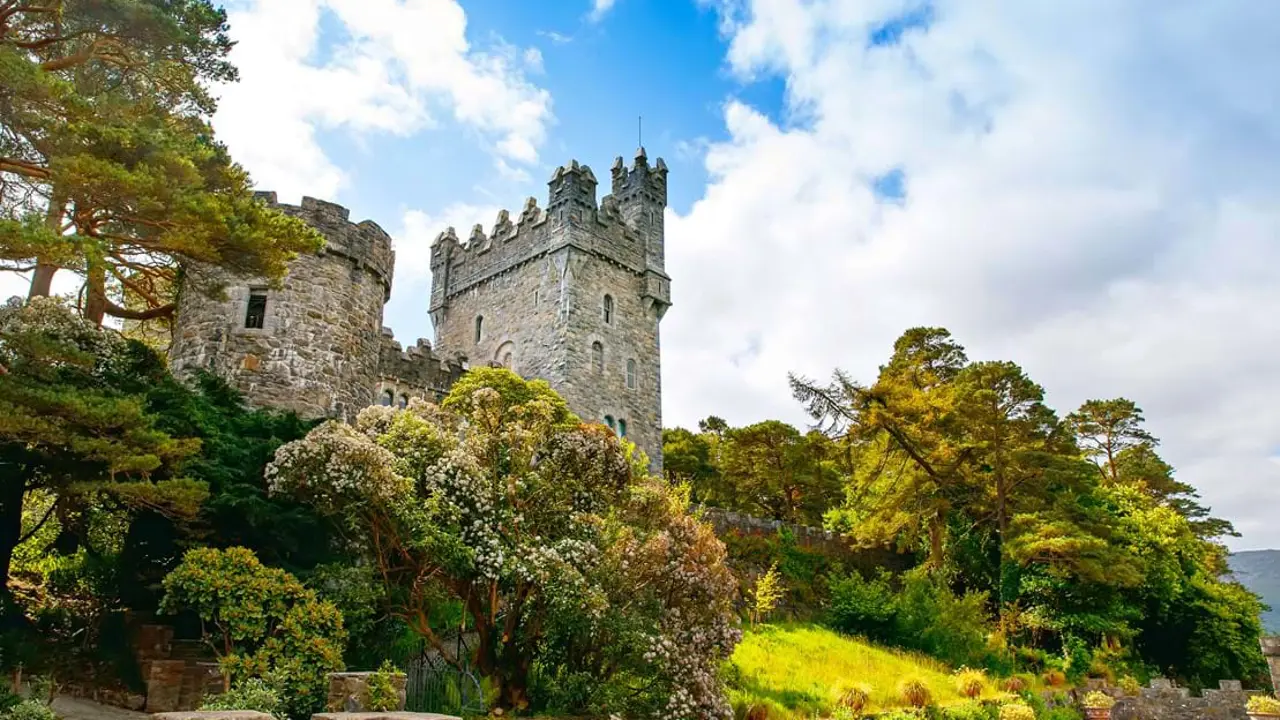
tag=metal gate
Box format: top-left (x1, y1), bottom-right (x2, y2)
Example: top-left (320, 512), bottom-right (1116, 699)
top-left (395, 641), bottom-right (486, 717)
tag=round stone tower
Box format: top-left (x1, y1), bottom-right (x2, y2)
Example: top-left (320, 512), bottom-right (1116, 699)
top-left (169, 193), bottom-right (394, 419)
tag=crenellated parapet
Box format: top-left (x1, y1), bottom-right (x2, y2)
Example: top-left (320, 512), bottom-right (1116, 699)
top-left (376, 329), bottom-right (466, 402)
top-left (254, 192), bottom-right (395, 300)
top-left (428, 153), bottom-right (666, 313)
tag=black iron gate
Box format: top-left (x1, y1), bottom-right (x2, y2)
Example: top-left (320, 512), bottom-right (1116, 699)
top-left (392, 639), bottom-right (486, 717)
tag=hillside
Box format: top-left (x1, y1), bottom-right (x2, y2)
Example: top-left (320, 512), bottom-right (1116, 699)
top-left (1228, 550), bottom-right (1280, 633)
top-left (726, 624), bottom-right (1007, 718)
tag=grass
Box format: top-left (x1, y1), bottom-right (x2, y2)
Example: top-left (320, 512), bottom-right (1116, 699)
top-left (726, 624), bottom-right (1010, 719)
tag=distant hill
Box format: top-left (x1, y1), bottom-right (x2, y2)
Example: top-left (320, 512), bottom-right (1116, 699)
top-left (1228, 550), bottom-right (1280, 633)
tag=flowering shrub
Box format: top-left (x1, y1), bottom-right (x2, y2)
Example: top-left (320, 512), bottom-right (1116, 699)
top-left (160, 547), bottom-right (346, 719)
top-left (266, 368), bottom-right (741, 718)
top-left (1000, 702), bottom-right (1036, 720)
top-left (1247, 695), bottom-right (1280, 715)
top-left (1082, 691), bottom-right (1116, 710)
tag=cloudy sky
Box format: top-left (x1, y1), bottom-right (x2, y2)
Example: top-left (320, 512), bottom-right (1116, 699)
top-left (5, 0), bottom-right (1278, 550)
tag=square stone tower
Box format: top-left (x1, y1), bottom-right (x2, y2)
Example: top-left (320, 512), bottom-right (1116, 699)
top-left (429, 148), bottom-right (671, 471)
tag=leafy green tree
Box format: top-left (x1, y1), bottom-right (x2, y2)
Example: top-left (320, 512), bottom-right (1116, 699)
top-left (160, 546), bottom-right (346, 718)
top-left (749, 563), bottom-right (784, 626)
top-left (1, 0), bottom-right (322, 323)
top-left (718, 420), bottom-right (841, 525)
top-left (265, 370), bottom-right (740, 718)
top-left (0, 297), bottom-right (200, 595)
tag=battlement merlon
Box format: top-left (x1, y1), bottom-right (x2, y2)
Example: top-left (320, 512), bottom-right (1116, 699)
top-left (611, 147), bottom-right (668, 207)
top-left (253, 191), bottom-right (396, 298)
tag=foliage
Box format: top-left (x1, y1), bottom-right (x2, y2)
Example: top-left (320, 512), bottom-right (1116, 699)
top-left (1042, 670), bottom-right (1066, 688)
top-left (999, 702), bottom-right (1035, 720)
top-left (160, 547), bottom-right (346, 719)
top-left (1117, 676), bottom-right (1140, 696)
top-left (1000, 676), bottom-right (1029, 693)
top-left (955, 669), bottom-right (987, 699)
top-left (942, 701), bottom-right (994, 720)
top-left (0, 297), bottom-right (203, 607)
top-left (789, 326), bottom-right (1265, 688)
top-left (898, 677), bottom-right (931, 708)
top-left (1, 0), bottom-right (323, 326)
top-left (266, 370), bottom-right (740, 718)
top-left (200, 677), bottom-right (284, 720)
top-left (0, 701), bottom-right (57, 720)
top-left (751, 563), bottom-right (785, 626)
top-left (1081, 692), bottom-right (1115, 710)
top-left (1246, 696), bottom-right (1280, 715)
top-left (365, 660), bottom-right (401, 712)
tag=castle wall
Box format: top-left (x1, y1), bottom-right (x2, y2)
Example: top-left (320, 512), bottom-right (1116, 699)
top-left (375, 331), bottom-right (466, 406)
top-left (169, 196), bottom-right (393, 419)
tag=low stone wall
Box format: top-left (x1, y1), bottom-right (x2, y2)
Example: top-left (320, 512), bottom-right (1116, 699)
top-left (326, 673), bottom-right (407, 713)
top-left (1109, 680), bottom-right (1254, 720)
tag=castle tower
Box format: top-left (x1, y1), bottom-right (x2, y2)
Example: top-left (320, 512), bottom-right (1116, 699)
top-left (429, 149), bottom-right (672, 470)
top-left (169, 194), bottom-right (395, 419)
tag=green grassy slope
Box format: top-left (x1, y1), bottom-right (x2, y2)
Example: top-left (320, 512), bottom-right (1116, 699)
top-left (726, 624), bottom-right (1007, 719)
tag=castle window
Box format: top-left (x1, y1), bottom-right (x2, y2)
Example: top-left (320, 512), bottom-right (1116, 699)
top-left (604, 415), bottom-right (615, 431)
top-left (398, 394), bottom-right (409, 409)
top-left (626, 358), bottom-right (637, 390)
top-left (591, 341), bottom-right (604, 373)
top-left (474, 315), bottom-right (484, 343)
top-left (618, 419), bottom-right (627, 438)
top-left (603, 294), bottom-right (614, 324)
top-left (381, 389), bottom-right (394, 406)
top-left (245, 289), bottom-right (267, 329)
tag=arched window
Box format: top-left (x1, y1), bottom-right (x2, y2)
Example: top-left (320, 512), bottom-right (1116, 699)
top-left (626, 358), bottom-right (637, 390)
top-left (494, 341), bottom-right (516, 372)
top-left (381, 389), bottom-right (394, 406)
top-left (603, 294), bottom-right (614, 324)
top-left (618, 419), bottom-right (627, 438)
top-left (591, 341), bottom-right (604, 373)
top-left (398, 394), bottom-right (409, 409)
top-left (604, 415), bottom-right (615, 431)
top-left (474, 315), bottom-right (484, 343)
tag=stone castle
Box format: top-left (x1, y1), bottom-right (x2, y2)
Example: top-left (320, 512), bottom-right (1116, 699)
top-left (168, 148), bottom-right (670, 468)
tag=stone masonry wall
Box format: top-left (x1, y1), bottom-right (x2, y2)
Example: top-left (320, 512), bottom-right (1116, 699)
top-left (375, 331), bottom-right (466, 407)
top-left (429, 151), bottom-right (670, 470)
top-left (169, 195), bottom-right (393, 420)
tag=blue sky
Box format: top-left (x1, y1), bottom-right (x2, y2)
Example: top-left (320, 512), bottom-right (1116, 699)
top-left (5, 0), bottom-right (1280, 550)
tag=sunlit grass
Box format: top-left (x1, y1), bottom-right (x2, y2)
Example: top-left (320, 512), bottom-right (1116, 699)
top-left (726, 624), bottom-right (1010, 719)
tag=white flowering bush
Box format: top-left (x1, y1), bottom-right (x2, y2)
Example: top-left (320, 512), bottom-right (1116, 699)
top-left (266, 367), bottom-right (740, 718)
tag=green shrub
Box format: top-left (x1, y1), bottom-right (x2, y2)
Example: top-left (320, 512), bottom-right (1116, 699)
top-left (1117, 676), bottom-right (1141, 696)
top-left (880, 711), bottom-right (924, 720)
top-left (899, 677), bottom-right (932, 708)
top-left (1247, 696), bottom-right (1280, 715)
top-left (954, 669), bottom-right (987, 699)
top-left (201, 678), bottom-right (284, 719)
top-left (1081, 692), bottom-right (1115, 710)
top-left (827, 570), bottom-right (896, 640)
top-left (998, 702), bottom-right (1035, 720)
top-left (893, 569), bottom-right (990, 669)
top-left (942, 701), bottom-right (989, 720)
top-left (1, 701), bottom-right (57, 720)
top-left (1042, 708), bottom-right (1083, 720)
top-left (364, 660), bottom-right (401, 712)
top-left (0, 689), bottom-right (21, 713)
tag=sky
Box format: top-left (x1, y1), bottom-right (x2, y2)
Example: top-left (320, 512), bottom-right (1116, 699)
top-left (4, 0), bottom-right (1280, 550)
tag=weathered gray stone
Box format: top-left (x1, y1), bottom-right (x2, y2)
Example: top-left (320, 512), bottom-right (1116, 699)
top-left (151, 707), bottom-right (273, 712)
top-left (170, 150), bottom-right (671, 469)
top-left (1262, 636), bottom-right (1280, 697)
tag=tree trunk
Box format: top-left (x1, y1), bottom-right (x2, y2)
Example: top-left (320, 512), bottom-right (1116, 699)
top-left (28, 190), bottom-right (66, 299)
top-left (0, 471), bottom-right (27, 597)
top-left (84, 262), bottom-right (107, 325)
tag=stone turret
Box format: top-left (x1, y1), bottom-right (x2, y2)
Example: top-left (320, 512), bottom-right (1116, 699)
top-left (169, 194), bottom-right (395, 419)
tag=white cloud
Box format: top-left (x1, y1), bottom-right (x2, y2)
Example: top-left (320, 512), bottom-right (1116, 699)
top-left (213, 0), bottom-right (553, 201)
top-left (664, 0), bottom-right (1280, 549)
top-left (589, 0), bottom-right (618, 23)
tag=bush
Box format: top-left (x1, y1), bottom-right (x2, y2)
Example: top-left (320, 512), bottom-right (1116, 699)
top-left (365, 660), bottom-right (401, 712)
top-left (955, 669), bottom-right (987, 699)
top-left (893, 569), bottom-right (991, 669)
top-left (999, 702), bottom-right (1035, 720)
top-left (201, 678), bottom-right (284, 719)
top-left (1042, 670), bottom-right (1067, 688)
top-left (837, 684), bottom-right (871, 715)
top-left (1000, 675), bottom-right (1028, 693)
top-left (1081, 692), bottom-right (1115, 710)
top-left (1117, 676), bottom-right (1141, 696)
top-left (827, 570), bottom-right (897, 640)
top-left (1247, 696), bottom-right (1280, 715)
top-left (943, 701), bottom-right (990, 720)
top-left (1, 701), bottom-right (57, 720)
top-left (1042, 708), bottom-right (1083, 720)
top-left (899, 677), bottom-right (932, 708)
